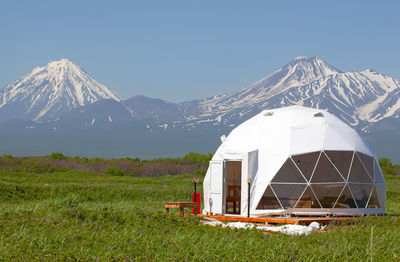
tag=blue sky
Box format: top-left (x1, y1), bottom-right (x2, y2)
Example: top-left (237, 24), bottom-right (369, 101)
top-left (1, 1), bottom-right (399, 102)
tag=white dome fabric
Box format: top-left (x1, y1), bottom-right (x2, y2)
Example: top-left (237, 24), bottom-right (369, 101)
top-left (203, 106), bottom-right (386, 216)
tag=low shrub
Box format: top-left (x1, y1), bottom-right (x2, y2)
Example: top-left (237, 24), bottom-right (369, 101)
top-left (379, 157), bottom-right (399, 176)
top-left (1, 154), bottom-right (14, 159)
top-left (48, 152), bottom-right (67, 160)
top-left (103, 167), bottom-right (125, 176)
top-left (21, 158), bottom-right (56, 173)
top-left (0, 153), bottom-right (213, 177)
top-left (183, 152), bottom-right (213, 165)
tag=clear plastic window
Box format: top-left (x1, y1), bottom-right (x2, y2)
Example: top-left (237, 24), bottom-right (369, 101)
top-left (367, 187), bottom-right (381, 208)
top-left (311, 153), bottom-right (344, 183)
top-left (291, 152), bottom-right (320, 182)
top-left (270, 184), bottom-right (306, 209)
top-left (349, 183), bottom-right (373, 208)
top-left (271, 158), bottom-right (306, 183)
top-left (295, 186), bottom-right (321, 208)
top-left (325, 151), bottom-right (353, 180)
top-left (256, 186), bottom-right (282, 209)
top-left (357, 152), bottom-right (374, 179)
top-left (311, 184), bottom-right (345, 208)
top-left (348, 154), bottom-right (373, 183)
top-left (334, 185), bottom-right (357, 208)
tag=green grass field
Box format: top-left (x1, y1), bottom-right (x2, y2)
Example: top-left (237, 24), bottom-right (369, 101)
top-left (0, 160), bottom-right (400, 261)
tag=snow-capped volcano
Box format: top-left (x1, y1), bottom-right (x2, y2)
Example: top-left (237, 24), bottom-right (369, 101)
top-left (197, 56), bottom-right (341, 115)
top-left (0, 59), bottom-right (120, 123)
top-left (185, 56), bottom-right (400, 132)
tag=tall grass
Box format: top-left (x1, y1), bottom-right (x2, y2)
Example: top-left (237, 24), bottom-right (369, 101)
top-left (0, 159), bottom-right (399, 260)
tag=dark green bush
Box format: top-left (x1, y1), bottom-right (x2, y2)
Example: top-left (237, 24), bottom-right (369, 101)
top-left (103, 167), bottom-right (125, 176)
top-left (122, 157), bottom-right (141, 162)
top-left (379, 158), bottom-right (399, 176)
top-left (48, 152), bottom-right (66, 160)
top-left (93, 157), bottom-right (105, 163)
top-left (145, 152), bottom-right (212, 165)
top-left (1, 154), bottom-right (14, 159)
top-left (80, 157), bottom-right (89, 164)
top-left (183, 152), bottom-right (213, 165)
top-left (21, 159), bottom-right (56, 173)
top-left (379, 158), bottom-right (392, 168)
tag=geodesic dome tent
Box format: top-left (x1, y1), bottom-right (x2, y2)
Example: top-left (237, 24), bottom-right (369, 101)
top-left (203, 106), bottom-right (386, 216)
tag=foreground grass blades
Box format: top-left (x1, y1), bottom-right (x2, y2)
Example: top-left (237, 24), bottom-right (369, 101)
top-left (0, 169), bottom-right (400, 260)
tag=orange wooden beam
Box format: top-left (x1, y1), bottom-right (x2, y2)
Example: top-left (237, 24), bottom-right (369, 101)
top-left (202, 215), bottom-right (356, 225)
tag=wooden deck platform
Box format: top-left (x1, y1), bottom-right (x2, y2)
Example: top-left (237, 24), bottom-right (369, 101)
top-left (200, 214), bottom-right (357, 225)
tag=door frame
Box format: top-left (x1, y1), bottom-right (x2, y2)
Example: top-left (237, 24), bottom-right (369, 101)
top-left (222, 154), bottom-right (248, 216)
top-left (224, 160), bottom-right (243, 215)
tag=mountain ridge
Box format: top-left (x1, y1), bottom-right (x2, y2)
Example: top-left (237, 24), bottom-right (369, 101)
top-left (176, 57), bottom-right (400, 132)
top-left (0, 57), bottom-right (399, 161)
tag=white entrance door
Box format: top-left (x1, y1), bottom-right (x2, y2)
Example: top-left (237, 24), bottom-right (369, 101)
top-left (209, 160), bottom-right (224, 215)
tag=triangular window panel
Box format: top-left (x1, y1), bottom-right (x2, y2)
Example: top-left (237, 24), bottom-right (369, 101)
top-left (334, 185), bottom-right (357, 208)
top-left (310, 153), bottom-right (344, 183)
top-left (256, 186), bottom-right (282, 210)
top-left (367, 187), bottom-right (381, 208)
top-left (357, 152), bottom-right (374, 181)
top-left (270, 184), bottom-right (306, 209)
top-left (311, 184), bottom-right (344, 208)
top-left (291, 152), bottom-right (320, 182)
top-left (374, 160), bottom-right (386, 184)
top-left (295, 186), bottom-right (321, 208)
top-left (325, 151), bottom-right (353, 180)
top-left (348, 183), bottom-right (373, 208)
top-left (271, 158), bottom-right (306, 183)
top-left (348, 154), bottom-right (373, 183)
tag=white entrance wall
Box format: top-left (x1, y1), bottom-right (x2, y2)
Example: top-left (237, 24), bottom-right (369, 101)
top-left (203, 152), bottom-right (255, 216)
top-left (208, 160), bottom-right (223, 214)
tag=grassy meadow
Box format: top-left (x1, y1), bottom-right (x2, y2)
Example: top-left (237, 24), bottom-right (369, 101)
top-left (0, 154), bottom-right (399, 261)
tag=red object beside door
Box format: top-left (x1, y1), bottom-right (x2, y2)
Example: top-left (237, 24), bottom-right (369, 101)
top-left (192, 192), bottom-right (201, 214)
